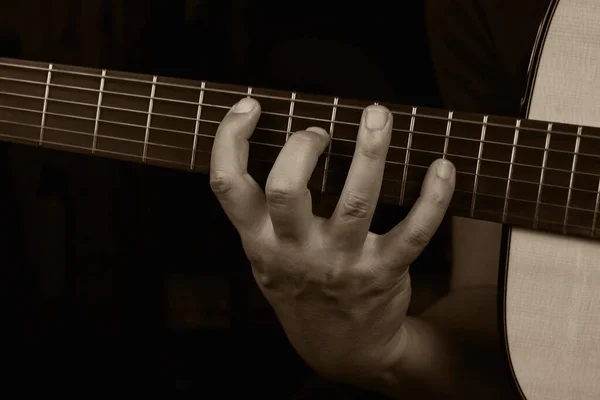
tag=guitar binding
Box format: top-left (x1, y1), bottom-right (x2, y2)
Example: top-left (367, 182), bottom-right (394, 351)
top-left (500, 1), bottom-right (562, 399)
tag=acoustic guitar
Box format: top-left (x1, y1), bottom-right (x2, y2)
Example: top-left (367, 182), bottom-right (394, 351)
top-left (0, 0), bottom-right (598, 398)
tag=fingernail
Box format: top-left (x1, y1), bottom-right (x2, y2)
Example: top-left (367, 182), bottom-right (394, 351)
top-left (436, 160), bottom-right (454, 180)
top-left (365, 107), bottom-right (389, 130)
top-left (306, 126), bottom-right (329, 136)
top-left (232, 97), bottom-right (255, 113)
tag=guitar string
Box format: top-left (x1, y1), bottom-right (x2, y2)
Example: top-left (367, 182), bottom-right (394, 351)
top-left (0, 63), bottom-right (596, 141)
top-left (2, 89), bottom-right (599, 163)
top-left (1, 101), bottom-right (599, 194)
top-left (2, 116), bottom-right (599, 211)
top-left (1, 74), bottom-right (597, 142)
top-left (2, 69), bottom-right (599, 197)
top-left (3, 63), bottom-right (598, 234)
top-left (1, 70), bottom-right (599, 141)
top-left (1, 99), bottom-right (600, 189)
top-left (2, 91), bottom-right (600, 166)
top-left (0, 124), bottom-right (596, 224)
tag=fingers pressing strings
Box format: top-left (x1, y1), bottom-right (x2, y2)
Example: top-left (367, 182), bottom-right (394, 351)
top-left (327, 105), bottom-right (393, 250)
top-left (210, 98), bottom-right (268, 231)
top-left (211, 98), bottom-right (456, 264)
top-left (378, 158), bottom-right (456, 268)
top-left (266, 127), bottom-right (330, 241)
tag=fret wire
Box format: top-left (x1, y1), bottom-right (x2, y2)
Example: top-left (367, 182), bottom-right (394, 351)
top-left (5, 119), bottom-right (598, 218)
top-left (321, 97), bottom-right (339, 193)
top-left (247, 86), bottom-right (253, 96)
top-left (6, 50), bottom-right (600, 230)
top-left (39, 63), bottom-right (53, 145)
top-left (400, 107), bottom-right (417, 205)
top-left (534, 123), bottom-right (552, 229)
top-left (2, 128), bottom-right (599, 231)
top-left (0, 74), bottom-right (370, 116)
top-left (30, 113), bottom-right (600, 193)
top-left (593, 180), bottom-right (600, 236)
top-left (1, 118), bottom-right (196, 148)
top-left (286, 92), bottom-right (296, 141)
top-left (190, 81), bottom-right (206, 170)
top-left (3, 89), bottom-right (597, 162)
top-left (471, 115), bottom-right (487, 217)
top-left (564, 126), bottom-right (582, 233)
top-left (2, 101), bottom-right (600, 179)
top-left (3, 116), bottom-right (600, 208)
top-left (3, 84), bottom-right (600, 150)
top-left (443, 111), bottom-right (453, 159)
top-left (2, 71), bottom-right (600, 143)
top-left (92, 69), bottom-right (107, 154)
top-left (1, 64), bottom-right (572, 140)
top-left (0, 67), bottom-right (374, 114)
top-left (1, 62), bottom-right (597, 144)
top-left (0, 87), bottom-right (341, 127)
top-left (2, 52), bottom-right (600, 212)
top-left (0, 130), bottom-right (185, 168)
top-left (503, 119), bottom-right (521, 223)
top-left (23, 96), bottom-right (600, 160)
top-left (142, 76), bottom-right (158, 162)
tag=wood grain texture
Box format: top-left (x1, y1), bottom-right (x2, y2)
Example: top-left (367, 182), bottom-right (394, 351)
top-left (507, 229), bottom-right (600, 399)
top-left (506, 0), bottom-right (600, 398)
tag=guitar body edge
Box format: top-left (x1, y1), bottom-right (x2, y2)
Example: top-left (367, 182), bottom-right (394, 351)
top-left (501, 0), bottom-right (600, 398)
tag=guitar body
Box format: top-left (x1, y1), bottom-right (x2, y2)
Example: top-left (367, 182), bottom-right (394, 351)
top-left (501, 0), bottom-right (600, 398)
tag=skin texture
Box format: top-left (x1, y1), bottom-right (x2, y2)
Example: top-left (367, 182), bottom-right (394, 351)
top-left (209, 97), bottom-right (456, 383)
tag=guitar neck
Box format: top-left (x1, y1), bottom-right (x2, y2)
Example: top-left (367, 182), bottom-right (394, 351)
top-left (1, 58), bottom-right (600, 240)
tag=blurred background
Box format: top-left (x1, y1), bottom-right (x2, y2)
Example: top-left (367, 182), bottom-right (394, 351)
top-left (0, 0), bottom-right (472, 396)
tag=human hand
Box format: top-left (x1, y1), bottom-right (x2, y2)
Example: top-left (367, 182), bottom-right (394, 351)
top-left (210, 97), bottom-right (455, 381)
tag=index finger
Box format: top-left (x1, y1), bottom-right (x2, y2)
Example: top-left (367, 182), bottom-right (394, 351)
top-left (210, 98), bottom-right (267, 230)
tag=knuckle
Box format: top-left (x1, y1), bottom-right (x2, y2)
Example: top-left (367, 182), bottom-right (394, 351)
top-left (244, 245), bottom-right (263, 265)
top-left (404, 223), bottom-right (433, 249)
top-left (357, 144), bottom-right (384, 161)
top-left (209, 170), bottom-right (235, 196)
top-left (356, 128), bottom-right (389, 161)
top-left (425, 189), bottom-right (450, 209)
top-left (340, 192), bottom-right (372, 220)
top-left (242, 232), bottom-right (272, 266)
top-left (246, 247), bottom-right (270, 270)
top-left (265, 181), bottom-right (302, 207)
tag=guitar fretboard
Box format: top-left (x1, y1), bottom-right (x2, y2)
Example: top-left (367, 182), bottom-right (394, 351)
top-left (1, 58), bottom-right (600, 240)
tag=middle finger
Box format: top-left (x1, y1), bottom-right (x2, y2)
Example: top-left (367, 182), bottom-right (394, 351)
top-left (266, 127), bottom-right (331, 241)
top-left (327, 105), bottom-right (393, 248)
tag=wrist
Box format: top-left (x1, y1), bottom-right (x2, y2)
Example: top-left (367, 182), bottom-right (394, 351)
top-left (365, 317), bottom-right (507, 399)
top-left (316, 324), bottom-right (410, 390)
top-left (324, 318), bottom-right (457, 396)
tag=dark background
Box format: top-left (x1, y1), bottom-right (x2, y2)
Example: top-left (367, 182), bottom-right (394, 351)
top-left (0, 0), bottom-right (548, 396)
